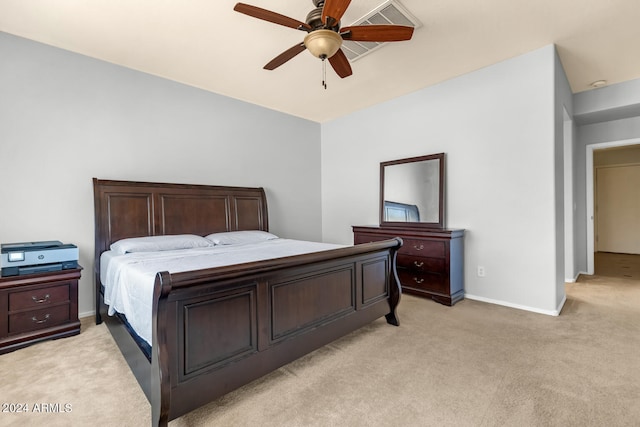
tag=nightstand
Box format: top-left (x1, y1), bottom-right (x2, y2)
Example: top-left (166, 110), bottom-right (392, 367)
top-left (0, 267), bottom-right (81, 354)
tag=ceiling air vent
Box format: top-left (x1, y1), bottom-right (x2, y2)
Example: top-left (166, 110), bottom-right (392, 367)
top-left (342, 0), bottom-right (421, 62)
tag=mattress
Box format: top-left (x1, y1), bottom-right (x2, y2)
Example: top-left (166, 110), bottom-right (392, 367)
top-left (100, 238), bottom-right (345, 345)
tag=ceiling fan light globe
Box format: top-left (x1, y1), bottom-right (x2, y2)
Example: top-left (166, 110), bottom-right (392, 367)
top-left (304, 30), bottom-right (342, 59)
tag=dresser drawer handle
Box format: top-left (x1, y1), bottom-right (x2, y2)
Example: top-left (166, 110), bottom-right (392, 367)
top-left (413, 277), bottom-right (424, 284)
top-left (414, 261), bottom-right (424, 268)
top-left (32, 294), bottom-right (51, 304)
top-left (413, 244), bottom-right (424, 251)
top-left (31, 314), bottom-right (51, 324)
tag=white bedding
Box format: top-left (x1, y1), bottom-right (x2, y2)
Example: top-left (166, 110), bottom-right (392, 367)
top-left (100, 238), bottom-right (345, 346)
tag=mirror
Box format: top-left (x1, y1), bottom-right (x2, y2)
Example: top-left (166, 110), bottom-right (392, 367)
top-left (380, 153), bottom-right (445, 229)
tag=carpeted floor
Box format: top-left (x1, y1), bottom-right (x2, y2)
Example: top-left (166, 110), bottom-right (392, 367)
top-left (1, 253), bottom-right (639, 426)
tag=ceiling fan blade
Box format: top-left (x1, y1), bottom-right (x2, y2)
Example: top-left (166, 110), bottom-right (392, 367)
top-left (234, 3), bottom-right (311, 31)
top-left (341, 25), bottom-right (414, 42)
top-left (328, 49), bottom-right (353, 78)
top-left (264, 43), bottom-right (307, 70)
top-left (322, 0), bottom-right (352, 27)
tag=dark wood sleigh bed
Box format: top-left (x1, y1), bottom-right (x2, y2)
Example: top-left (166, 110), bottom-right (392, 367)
top-left (93, 178), bottom-right (402, 426)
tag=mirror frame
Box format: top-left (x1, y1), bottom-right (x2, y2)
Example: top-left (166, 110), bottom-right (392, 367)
top-left (380, 153), bottom-right (445, 229)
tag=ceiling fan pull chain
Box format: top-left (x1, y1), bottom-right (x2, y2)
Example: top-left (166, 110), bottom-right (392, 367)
top-left (322, 57), bottom-right (327, 90)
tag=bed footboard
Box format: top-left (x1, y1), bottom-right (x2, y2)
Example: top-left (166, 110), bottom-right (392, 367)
top-left (150, 238), bottom-right (402, 426)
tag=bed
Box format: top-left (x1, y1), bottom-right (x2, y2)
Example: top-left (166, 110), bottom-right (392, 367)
top-left (93, 178), bottom-right (403, 426)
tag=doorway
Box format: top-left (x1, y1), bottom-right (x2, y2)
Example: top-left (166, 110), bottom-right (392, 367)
top-left (586, 139), bottom-right (640, 274)
top-left (595, 163), bottom-right (640, 254)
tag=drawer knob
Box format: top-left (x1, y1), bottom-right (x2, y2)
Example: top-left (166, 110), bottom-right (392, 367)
top-left (31, 314), bottom-right (51, 324)
top-left (32, 294), bottom-right (51, 304)
top-left (413, 244), bottom-right (424, 251)
top-left (414, 261), bottom-right (424, 268)
top-left (413, 277), bottom-right (424, 284)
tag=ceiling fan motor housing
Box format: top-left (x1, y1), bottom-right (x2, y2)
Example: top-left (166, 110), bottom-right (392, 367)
top-left (306, 4), bottom-right (339, 31)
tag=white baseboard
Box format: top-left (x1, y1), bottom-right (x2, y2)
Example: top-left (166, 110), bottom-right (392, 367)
top-left (566, 271), bottom-right (588, 283)
top-left (556, 294), bottom-right (567, 315)
top-left (79, 310), bottom-right (95, 320)
top-left (465, 293), bottom-right (565, 316)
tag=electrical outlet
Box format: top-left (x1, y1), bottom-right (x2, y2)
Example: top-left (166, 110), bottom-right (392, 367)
top-left (477, 266), bottom-right (486, 277)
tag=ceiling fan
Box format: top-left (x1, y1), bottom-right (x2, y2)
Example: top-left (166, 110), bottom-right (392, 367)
top-left (233, 0), bottom-right (414, 87)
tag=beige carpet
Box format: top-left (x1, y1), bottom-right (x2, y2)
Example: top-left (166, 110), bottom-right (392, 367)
top-left (1, 254), bottom-right (639, 427)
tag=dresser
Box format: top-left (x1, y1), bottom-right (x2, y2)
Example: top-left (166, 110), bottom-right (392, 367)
top-left (353, 226), bottom-right (464, 306)
top-left (0, 267), bottom-right (81, 354)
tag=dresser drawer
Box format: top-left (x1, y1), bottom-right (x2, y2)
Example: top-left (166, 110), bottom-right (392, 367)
top-left (8, 304), bottom-right (71, 335)
top-left (400, 238), bottom-right (445, 258)
top-left (9, 283), bottom-right (70, 311)
top-left (354, 233), bottom-right (389, 245)
top-left (397, 255), bottom-right (445, 274)
top-left (398, 269), bottom-right (448, 294)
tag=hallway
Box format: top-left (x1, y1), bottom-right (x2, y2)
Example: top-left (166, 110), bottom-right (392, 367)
top-left (594, 251), bottom-right (640, 279)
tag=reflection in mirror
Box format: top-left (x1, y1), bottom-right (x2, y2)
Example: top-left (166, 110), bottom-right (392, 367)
top-left (384, 200), bottom-right (420, 222)
top-left (380, 153), bottom-right (445, 228)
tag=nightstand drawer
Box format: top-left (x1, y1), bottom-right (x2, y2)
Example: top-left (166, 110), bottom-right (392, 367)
top-left (400, 239), bottom-right (445, 258)
top-left (9, 283), bottom-right (70, 311)
top-left (8, 304), bottom-right (71, 335)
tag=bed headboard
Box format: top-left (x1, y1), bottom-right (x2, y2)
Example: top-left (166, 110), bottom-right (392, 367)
top-left (93, 178), bottom-right (269, 261)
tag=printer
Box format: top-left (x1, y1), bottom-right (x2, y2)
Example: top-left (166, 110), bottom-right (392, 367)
top-left (1, 241), bottom-right (79, 277)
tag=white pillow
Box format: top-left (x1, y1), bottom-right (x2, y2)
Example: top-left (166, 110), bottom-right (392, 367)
top-left (206, 230), bottom-right (278, 245)
top-left (110, 234), bottom-right (212, 255)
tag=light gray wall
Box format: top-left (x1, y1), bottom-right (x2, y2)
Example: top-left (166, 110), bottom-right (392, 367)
top-left (554, 48), bottom-right (574, 307)
top-left (0, 32), bottom-right (323, 317)
top-left (574, 78), bottom-right (640, 125)
top-left (321, 45), bottom-right (562, 314)
top-left (577, 116), bottom-right (640, 145)
top-left (6, 30), bottom-right (636, 319)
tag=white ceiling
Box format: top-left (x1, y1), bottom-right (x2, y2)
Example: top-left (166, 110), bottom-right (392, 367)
top-left (1, 0), bottom-right (639, 122)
